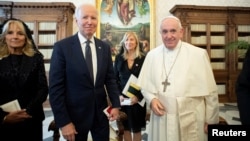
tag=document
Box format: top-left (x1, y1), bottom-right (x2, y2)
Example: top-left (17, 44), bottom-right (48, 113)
top-left (103, 106), bottom-right (112, 117)
top-left (122, 74), bottom-right (138, 97)
top-left (0, 99), bottom-right (21, 112)
top-left (122, 74), bottom-right (145, 107)
top-left (121, 98), bottom-right (132, 106)
top-left (157, 94), bottom-right (177, 114)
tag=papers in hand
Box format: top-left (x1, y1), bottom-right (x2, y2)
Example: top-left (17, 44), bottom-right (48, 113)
top-left (0, 99), bottom-right (21, 112)
top-left (157, 94), bottom-right (177, 114)
top-left (122, 74), bottom-right (145, 107)
top-left (122, 74), bottom-right (138, 97)
top-left (103, 106), bottom-right (112, 117)
top-left (121, 98), bottom-right (132, 106)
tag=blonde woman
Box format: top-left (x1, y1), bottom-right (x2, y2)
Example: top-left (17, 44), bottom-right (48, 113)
top-left (114, 31), bottom-right (146, 141)
top-left (0, 18), bottom-right (48, 140)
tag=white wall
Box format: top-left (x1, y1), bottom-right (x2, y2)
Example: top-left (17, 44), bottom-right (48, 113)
top-left (4, 0), bottom-right (250, 46)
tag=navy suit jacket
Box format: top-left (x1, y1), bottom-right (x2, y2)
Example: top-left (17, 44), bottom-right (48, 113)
top-left (49, 33), bottom-right (121, 131)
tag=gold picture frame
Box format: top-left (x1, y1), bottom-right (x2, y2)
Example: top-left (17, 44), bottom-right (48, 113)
top-left (96, 0), bottom-right (155, 57)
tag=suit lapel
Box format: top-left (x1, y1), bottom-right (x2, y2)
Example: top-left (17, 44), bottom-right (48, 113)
top-left (72, 34), bottom-right (85, 63)
top-left (94, 38), bottom-right (104, 82)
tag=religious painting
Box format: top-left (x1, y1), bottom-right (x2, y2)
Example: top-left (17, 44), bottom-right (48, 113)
top-left (96, 0), bottom-right (155, 60)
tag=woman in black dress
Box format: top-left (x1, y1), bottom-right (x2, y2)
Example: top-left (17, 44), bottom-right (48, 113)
top-left (0, 19), bottom-right (48, 140)
top-left (114, 31), bottom-right (146, 141)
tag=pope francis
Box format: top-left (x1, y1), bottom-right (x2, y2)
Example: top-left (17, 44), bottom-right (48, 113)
top-left (137, 15), bottom-right (219, 141)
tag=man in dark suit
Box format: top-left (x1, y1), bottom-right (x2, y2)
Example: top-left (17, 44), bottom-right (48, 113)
top-left (236, 48), bottom-right (250, 125)
top-left (49, 3), bottom-right (121, 141)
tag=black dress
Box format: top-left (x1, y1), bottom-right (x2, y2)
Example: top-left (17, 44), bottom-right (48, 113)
top-left (114, 54), bottom-right (146, 132)
top-left (0, 54), bottom-right (48, 140)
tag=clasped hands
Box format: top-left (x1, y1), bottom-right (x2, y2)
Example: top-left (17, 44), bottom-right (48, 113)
top-left (3, 109), bottom-right (32, 124)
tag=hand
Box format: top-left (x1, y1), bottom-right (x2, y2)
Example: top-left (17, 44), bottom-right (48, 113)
top-left (3, 109), bottom-right (32, 124)
top-left (204, 122), bottom-right (208, 134)
top-left (61, 122), bottom-right (78, 141)
top-left (150, 98), bottom-right (165, 116)
top-left (119, 95), bottom-right (125, 102)
top-left (108, 108), bottom-right (120, 121)
top-left (130, 96), bottom-right (138, 105)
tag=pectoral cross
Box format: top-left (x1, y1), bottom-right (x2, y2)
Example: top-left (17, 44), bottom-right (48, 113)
top-left (162, 78), bottom-right (170, 92)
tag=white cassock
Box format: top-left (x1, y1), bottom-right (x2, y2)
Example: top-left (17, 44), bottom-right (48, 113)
top-left (137, 41), bottom-right (219, 141)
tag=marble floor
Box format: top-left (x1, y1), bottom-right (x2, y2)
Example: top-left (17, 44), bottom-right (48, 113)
top-left (43, 108), bottom-right (55, 141)
top-left (42, 100), bottom-right (240, 141)
top-left (42, 108), bottom-right (148, 141)
top-left (219, 103), bottom-right (241, 125)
